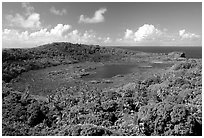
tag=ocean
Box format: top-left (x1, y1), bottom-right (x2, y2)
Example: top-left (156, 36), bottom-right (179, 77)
top-left (114, 46), bottom-right (202, 59)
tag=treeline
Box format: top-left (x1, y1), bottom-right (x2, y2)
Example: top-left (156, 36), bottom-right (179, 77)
top-left (2, 59), bottom-right (202, 136)
top-left (2, 42), bottom-right (136, 83)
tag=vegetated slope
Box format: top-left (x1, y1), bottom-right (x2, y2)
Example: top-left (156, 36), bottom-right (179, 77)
top-left (2, 42), bottom-right (137, 83)
top-left (2, 59), bottom-right (202, 136)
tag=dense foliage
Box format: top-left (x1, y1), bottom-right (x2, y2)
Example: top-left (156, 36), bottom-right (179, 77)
top-left (2, 57), bottom-right (202, 135)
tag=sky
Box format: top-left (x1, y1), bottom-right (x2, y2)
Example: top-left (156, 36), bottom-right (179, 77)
top-left (2, 2), bottom-right (202, 48)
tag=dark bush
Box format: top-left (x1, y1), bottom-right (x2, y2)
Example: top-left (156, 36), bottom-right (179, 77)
top-left (27, 102), bottom-right (46, 127)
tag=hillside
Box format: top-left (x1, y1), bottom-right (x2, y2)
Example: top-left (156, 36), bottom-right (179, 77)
top-left (2, 42), bottom-right (202, 136)
top-left (2, 42), bottom-right (139, 83)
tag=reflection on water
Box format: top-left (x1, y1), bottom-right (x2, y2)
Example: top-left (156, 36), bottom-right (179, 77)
top-left (82, 63), bottom-right (171, 80)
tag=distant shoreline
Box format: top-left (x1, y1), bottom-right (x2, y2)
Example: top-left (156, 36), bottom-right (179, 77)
top-left (106, 46), bottom-right (202, 59)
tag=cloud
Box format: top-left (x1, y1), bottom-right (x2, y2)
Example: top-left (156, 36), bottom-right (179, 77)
top-left (179, 29), bottom-right (185, 36)
top-left (137, 24), bottom-right (162, 41)
top-left (124, 29), bottom-right (134, 39)
top-left (5, 2), bottom-right (41, 29)
top-left (2, 24), bottom-right (110, 48)
top-left (179, 29), bottom-right (200, 39)
top-left (6, 13), bottom-right (41, 29)
top-left (118, 24), bottom-right (201, 46)
top-left (28, 24), bottom-right (71, 39)
top-left (3, 24), bottom-right (72, 48)
top-left (50, 7), bottom-right (67, 16)
top-left (79, 8), bottom-right (107, 23)
top-left (103, 37), bottom-right (112, 43)
top-left (66, 30), bottom-right (97, 43)
top-left (123, 24), bottom-right (162, 42)
top-left (50, 24), bottom-right (71, 36)
top-left (2, 29), bottom-right (29, 40)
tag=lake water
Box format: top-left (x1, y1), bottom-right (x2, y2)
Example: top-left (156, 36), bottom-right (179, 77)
top-left (83, 62), bottom-right (172, 80)
top-left (83, 46), bottom-right (201, 80)
top-left (113, 46), bottom-right (202, 59)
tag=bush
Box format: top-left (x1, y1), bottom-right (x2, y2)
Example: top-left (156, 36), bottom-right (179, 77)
top-left (80, 124), bottom-right (114, 136)
top-left (171, 60), bottom-right (197, 71)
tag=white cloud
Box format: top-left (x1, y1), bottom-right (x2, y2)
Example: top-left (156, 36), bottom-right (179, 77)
top-left (65, 29), bottom-right (81, 42)
top-left (50, 7), bottom-right (67, 16)
top-left (6, 13), bottom-right (41, 29)
top-left (50, 24), bottom-right (71, 36)
top-left (3, 24), bottom-right (68, 48)
top-left (118, 24), bottom-right (202, 46)
top-left (79, 8), bottom-right (107, 23)
top-left (124, 29), bottom-right (134, 39)
top-left (179, 29), bottom-right (200, 39)
top-left (179, 29), bottom-right (185, 36)
top-left (5, 2), bottom-right (41, 29)
top-left (134, 24), bottom-right (162, 41)
top-left (66, 30), bottom-right (96, 43)
top-left (104, 37), bottom-right (112, 43)
top-left (123, 24), bottom-right (162, 42)
top-left (2, 24), bottom-right (110, 48)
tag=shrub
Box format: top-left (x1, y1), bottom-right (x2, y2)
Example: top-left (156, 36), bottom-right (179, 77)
top-left (27, 102), bottom-right (46, 127)
top-left (80, 124), bottom-right (114, 136)
top-left (170, 104), bottom-right (188, 124)
top-left (142, 75), bottom-right (161, 86)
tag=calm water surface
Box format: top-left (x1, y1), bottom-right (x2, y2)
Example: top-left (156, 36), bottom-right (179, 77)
top-left (83, 63), bottom-right (172, 80)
